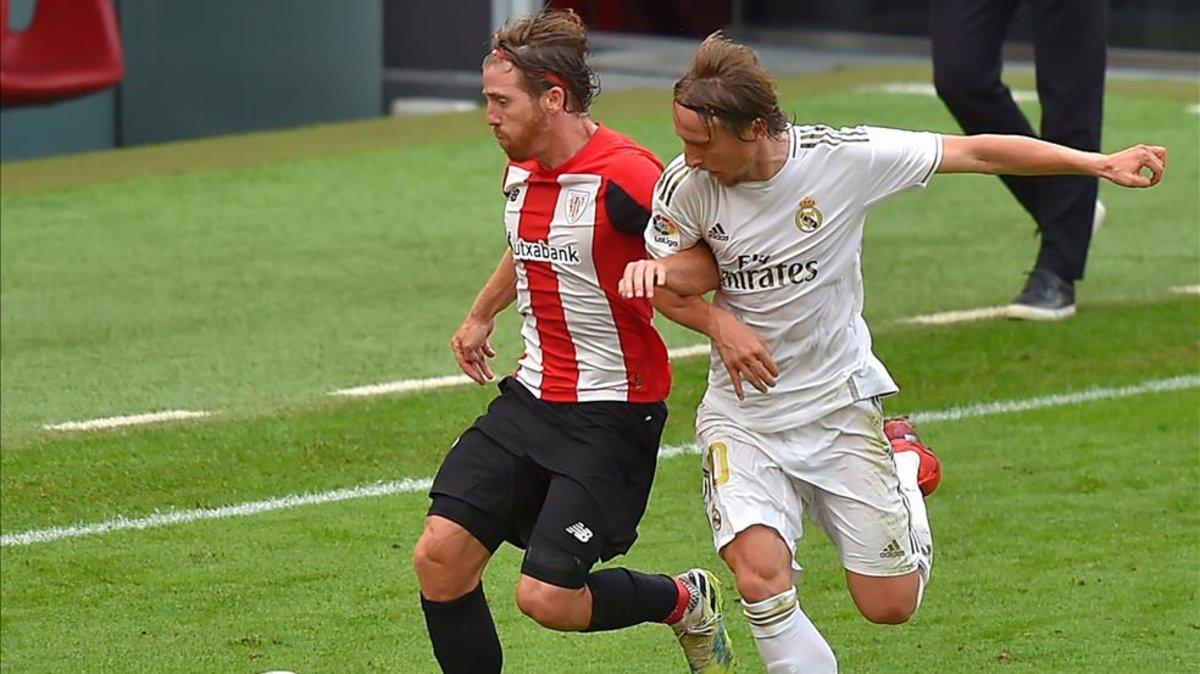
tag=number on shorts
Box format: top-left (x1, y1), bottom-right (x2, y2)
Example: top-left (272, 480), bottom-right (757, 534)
top-left (706, 442), bottom-right (731, 489)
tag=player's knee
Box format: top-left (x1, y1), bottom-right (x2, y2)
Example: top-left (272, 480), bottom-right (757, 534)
top-left (412, 533), bottom-right (447, 584)
top-left (413, 531), bottom-right (472, 600)
top-left (731, 564), bottom-right (791, 604)
top-left (515, 577), bottom-right (584, 630)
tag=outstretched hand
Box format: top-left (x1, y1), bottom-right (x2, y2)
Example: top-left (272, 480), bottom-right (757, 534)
top-left (1102, 144), bottom-right (1167, 187)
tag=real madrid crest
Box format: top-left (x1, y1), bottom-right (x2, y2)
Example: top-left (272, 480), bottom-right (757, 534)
top-left (795, 196), bottom-right (823, 233)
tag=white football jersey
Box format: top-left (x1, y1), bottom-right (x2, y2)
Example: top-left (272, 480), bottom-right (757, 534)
top-left (646, 124), bottom-right (943, 433)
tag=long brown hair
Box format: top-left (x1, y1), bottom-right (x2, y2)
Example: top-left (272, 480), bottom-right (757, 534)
top-left (674, 33), bottom-right (789, 140)
top-left (486, 9), bottom-right (599, 113)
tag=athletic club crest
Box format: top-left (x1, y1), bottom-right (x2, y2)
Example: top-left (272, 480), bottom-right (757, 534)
top-left (565, 189), bottom-right (590, 224)
top-left (795, 196), bottom-right (824, 233)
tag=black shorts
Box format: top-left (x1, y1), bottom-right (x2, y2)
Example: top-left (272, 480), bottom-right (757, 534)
top-left (428, 377), bottom-right (667, 588)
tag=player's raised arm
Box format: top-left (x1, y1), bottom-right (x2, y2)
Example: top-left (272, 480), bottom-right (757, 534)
top-left (939, 135), bottom-right (1167, 187)
top-left (450, 250), bottom-right (517, 384)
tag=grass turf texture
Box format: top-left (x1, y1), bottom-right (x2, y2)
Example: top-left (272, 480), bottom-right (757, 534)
top-left (1, 65), bottom-right (1198, 671)
top-left (1, 298), bottom-right (1196, 671)
top-left (1, 67), bottom-right (1197, 444)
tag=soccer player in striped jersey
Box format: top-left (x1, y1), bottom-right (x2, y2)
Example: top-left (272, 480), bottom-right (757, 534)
top-left (412, 12), bottom-right (735, 674)
top-left (621, 34), bottom-right (1166, 673)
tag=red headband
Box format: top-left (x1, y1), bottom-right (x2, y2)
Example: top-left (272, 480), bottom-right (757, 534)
top-left (492, 47), bottom-right (571, 95)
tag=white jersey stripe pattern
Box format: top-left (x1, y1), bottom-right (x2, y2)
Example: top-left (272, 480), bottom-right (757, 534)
top-left (503, 165), bottom-right (543, 396)
top-left (551, 174), bottom-right (631, 402)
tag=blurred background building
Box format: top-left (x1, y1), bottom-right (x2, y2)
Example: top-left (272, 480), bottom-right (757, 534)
top-left (2, 0), bottom-right (1196, 161)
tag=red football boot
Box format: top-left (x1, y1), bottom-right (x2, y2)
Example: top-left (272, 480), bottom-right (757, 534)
top-left (884, 417), bottom-right (941, 497)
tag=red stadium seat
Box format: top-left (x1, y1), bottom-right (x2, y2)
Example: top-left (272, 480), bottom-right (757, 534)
top-left (1, 0), bottom-right (124, 107)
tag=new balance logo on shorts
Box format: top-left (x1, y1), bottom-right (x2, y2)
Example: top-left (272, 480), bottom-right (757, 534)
top-left (879, 539), bottom-right (905, 559)
top-left (707, 222), bottom-right (729, 241)
top-left (566, 522), bottom-right (593, 543)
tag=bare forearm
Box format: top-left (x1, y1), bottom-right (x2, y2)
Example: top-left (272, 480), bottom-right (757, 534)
top-left (651, 287), bottom-right (717, 336)
top-left (467, 251), bottom-right (518, 321)
top-left (940, 135), bottom-right (1103, 177)
top-left (658, 242), bottom-right (721, 296)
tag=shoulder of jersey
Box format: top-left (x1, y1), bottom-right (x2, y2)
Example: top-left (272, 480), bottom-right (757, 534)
top-left (791, 124), bottom-right (871, 152)
top-left (597, 128), bottom-right (663, 171)
top-left (654, 154), bottom-right (712, 208)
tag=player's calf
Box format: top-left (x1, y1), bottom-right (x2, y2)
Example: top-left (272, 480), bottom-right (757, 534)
top-left (515, 575), bottom-right (591, 630)
top-left (845, 570), bottom-right (920, 624)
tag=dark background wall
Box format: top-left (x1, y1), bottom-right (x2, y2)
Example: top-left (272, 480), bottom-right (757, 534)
top-left (3, 1), bottom-right (1195, 162)
top-left (118, 1), bottom-right (381, 147)
top-left (734, 0), bottom-right (1199, 52)
top-left (382, 0), bottom-right (493, 102)
top-left (1, 0), bottom-right (382, 161)
top-left (556, 0), bottom-right (1200, 51)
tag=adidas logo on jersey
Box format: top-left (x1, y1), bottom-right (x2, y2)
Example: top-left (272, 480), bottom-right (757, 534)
top-left (508, 234), bottom-right (581, 265)
top-left (565, 522), bottom-right (594, 543)
top-left (707, 222), bottom-right (729, 241)
top-left (879, 539), bottom-right (905, 559)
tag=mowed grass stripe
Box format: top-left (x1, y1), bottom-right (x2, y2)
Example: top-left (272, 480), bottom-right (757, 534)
top-left (1, 391), bottom-right (1194, 672)
top-left (3, 80), bottom-right (1196, 445)
top-left (2, 297), bottom-right (1195, 534)
top-left (4, 372), bottom-right (1195, 547)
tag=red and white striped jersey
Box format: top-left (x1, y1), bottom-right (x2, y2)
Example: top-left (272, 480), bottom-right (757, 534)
top-left (502, 125), bottom-right (671, 403)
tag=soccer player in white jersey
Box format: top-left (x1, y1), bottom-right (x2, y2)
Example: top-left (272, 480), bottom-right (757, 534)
top-left (620, 34), bottom-right (1167, 672)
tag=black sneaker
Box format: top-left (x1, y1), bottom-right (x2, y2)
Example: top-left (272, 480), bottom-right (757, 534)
top-left (1005, 269), bottom-right (1076, 321)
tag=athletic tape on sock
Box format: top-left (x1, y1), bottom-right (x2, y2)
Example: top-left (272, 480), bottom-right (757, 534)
top-left (742, 587), bottom-right (799, 638)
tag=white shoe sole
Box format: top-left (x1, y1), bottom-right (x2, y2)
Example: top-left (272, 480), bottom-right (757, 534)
top-left (1004, 303), bottom-right (1077, 321)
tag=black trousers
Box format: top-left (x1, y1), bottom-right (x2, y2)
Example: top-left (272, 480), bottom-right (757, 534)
top-left (931, 0), bottom-right (1107, 281)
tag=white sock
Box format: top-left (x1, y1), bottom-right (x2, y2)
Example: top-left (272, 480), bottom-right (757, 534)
top-left (894, 451), bottom-right (934, 604)
top-left (742, 587), bottom-right (837, 673)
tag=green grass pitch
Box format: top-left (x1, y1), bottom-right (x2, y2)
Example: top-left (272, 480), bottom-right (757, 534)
top-left (1, 66), bottom-right (1197, 672)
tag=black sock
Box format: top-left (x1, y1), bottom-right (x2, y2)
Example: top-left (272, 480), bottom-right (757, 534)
top-left (420, 583), bottom-right (502, 673)
top-left (583, 568), bottom-right (680, 632)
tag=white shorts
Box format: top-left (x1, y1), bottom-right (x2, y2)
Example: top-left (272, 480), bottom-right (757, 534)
top-left (697, 397), bottom-right (919, 577)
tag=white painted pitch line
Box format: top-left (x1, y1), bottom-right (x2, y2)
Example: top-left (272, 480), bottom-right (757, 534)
top-left (903, 305), bottom-right (1009, 325)
top-left (329, 344), bottom-right (712, 398)
top-left (860, 82), bottom-right (1038, 103)
top-left (1187, 103), bottom-right (1199, 115)
top-left (907, 373), bottom-right (1200, 423)
top-left (1171, 284), bottom-right (1200, 295)
top-left (0, 478), bottom-right (434, 548)
top-left (42, 410), bottom-right (211, 432)
top-left (666, 344), bottom-right (710, 359)
top-left (5, 373), bottom-right (1197, 548)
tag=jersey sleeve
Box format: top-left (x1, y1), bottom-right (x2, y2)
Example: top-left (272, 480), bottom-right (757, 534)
top-left (851, 126), bottom-right (943, 208)
top-left (644, 157), bottom-right (705, 259)
top-left (605, 151), bottom-right (663, 236)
